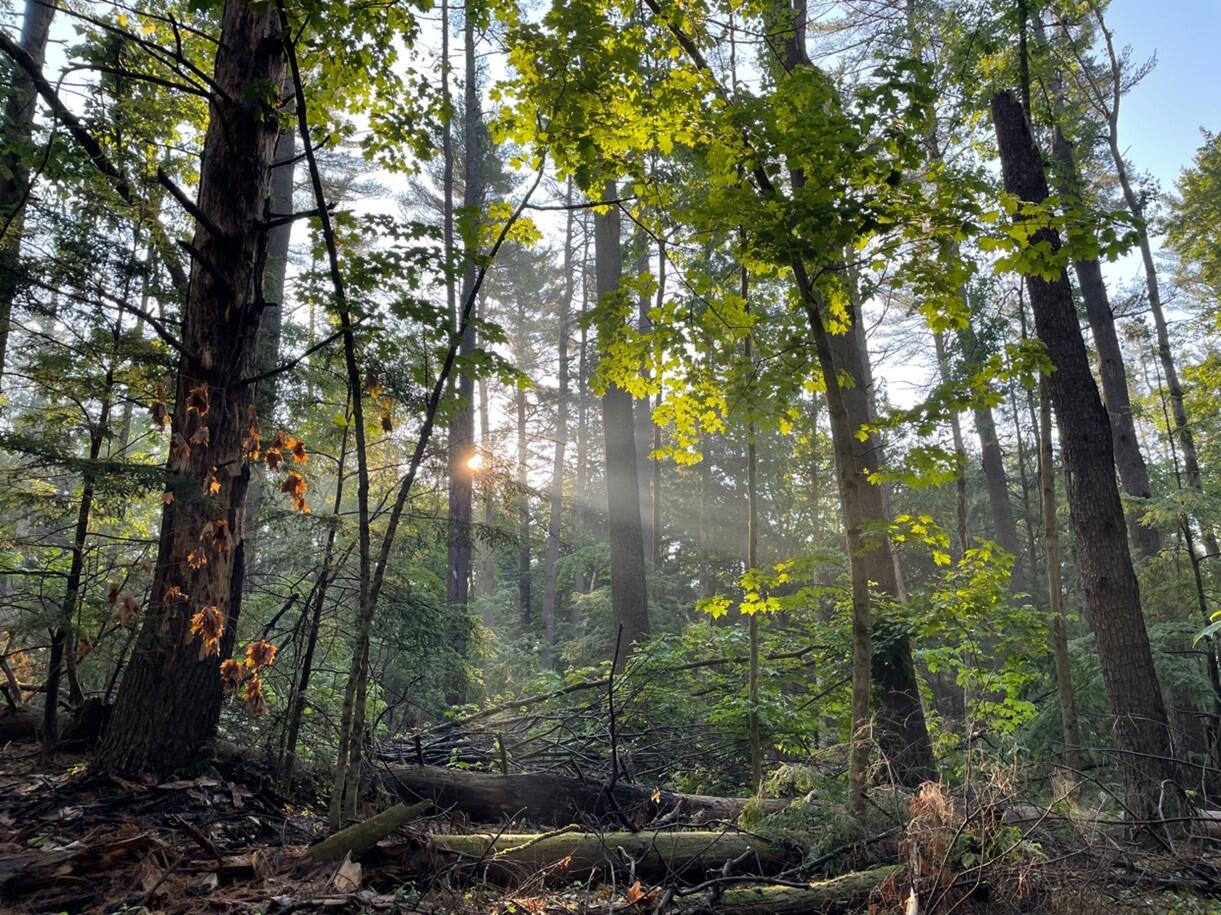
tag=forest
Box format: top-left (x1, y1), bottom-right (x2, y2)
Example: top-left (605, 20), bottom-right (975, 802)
top-left (1, 0), bottom-right (1220, 910)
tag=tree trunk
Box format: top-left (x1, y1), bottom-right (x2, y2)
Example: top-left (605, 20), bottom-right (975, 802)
top-left (242, 124), bottom-right (295, 570)
top-left (1031, 23), bottom-right (1160, 557)
top-left (780, 2), bottom-right (935, 789)
top-left (1039, 379), bottom-right (1082, 772)
top-left (43, 371), bottom-right (112, 755)
top-left (384, 764), bottom-right (785, 826)
top-left (431, 830), bottom-right (788, 883)
top-left (933, 331), bottom-right (969, 555)
top-left (991, 89), bottom-right (1175, 815)
top-left (97, 0), bottom-right (285, 776)
top-left (0, 0), bottom-right (55, 382)
top-left (282, 417), bottom-right (349, 786)
top-left (540, 181), bottom-right (575, 670)
top-left (594, 181), bottom-right (650, 663)
top-left (959, 321), bottom-right (1024, 578)
top-left (515, 372), bottom-right (531, 626)
top-left (634, 238), bottom-right (655, 557)
top-left (445, 0), bottom-right (480, 694)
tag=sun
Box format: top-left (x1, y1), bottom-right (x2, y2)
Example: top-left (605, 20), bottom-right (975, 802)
top-left (466, 452), bottom-right (484, 472)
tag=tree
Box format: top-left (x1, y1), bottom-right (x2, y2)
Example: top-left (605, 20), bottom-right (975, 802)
top-left (990, 88), bottom-right (1175, 816)
top-left (99, 0), bottom-right (287, 775)
top-left (594, 182), bottom-right (650, 664)
top-left (0, 0), bottom-right (55, 384)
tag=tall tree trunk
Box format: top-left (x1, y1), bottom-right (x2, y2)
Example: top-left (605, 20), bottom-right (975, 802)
top-left (778, 0), bottom-right (935, 788)
top-left (634, 238), bottom-right (655, 557)
top-left (575, 221), bottom-right (592, 544)
top-left (959, 321), bottom-right (1024, 577)
top-left (594, 181), bottom-right (649, 664)
top-left (1038, 379), bottom-right (1082, 772)
top-left (98, 0), bottom-right (286, 776)
top-left (282, 416), bottom-right (349, 786)
top-left (444, 0), bottom-right (480, 694)
top-left (1088, 5), bottom-right (1214, 558)
top-left (0, 0), bottom-right (55, 383)
top-left (516, 372), bottom-right (531, 626)
top-left (541, 181), bottom-right (575, 670)
top-left (1032, 18), bottom-right (1159, 558)
top-left (933, 331), bottom-right (969, 556)
top-left (243, 122), bottom-right (296, 556)
top-left (743, 264), bottom-right (761, 790)
top-left (991, 89), bottom-right (1175, 815)
top-left (45, 370), bottom-right (113, 755)
top-left (477, 325), bottom-right (496, 607)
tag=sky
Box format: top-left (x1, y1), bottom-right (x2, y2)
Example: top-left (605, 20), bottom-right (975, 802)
top-left (1106, 0), bottom-right (1221, 192)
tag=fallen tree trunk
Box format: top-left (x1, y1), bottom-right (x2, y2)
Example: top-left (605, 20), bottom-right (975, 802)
top-left (300, 800), bottom-right (432, 864)
top-left (384, 765), bottom-right (786, 826)
top-left (0, 703), bottom-right (39, 741)
top-left (679, 865), bottom-right (902, 915)
top-left (430, 829), bottom-right (790, 883)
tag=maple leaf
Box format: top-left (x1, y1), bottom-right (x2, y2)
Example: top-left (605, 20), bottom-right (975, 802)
top-left (77, 633), bottom-right (93, 658)
top-left (290, 439), bottom-right (308, 463)
top-left (246, 639), bottom-right (277, 668)
top-left (105, 582), bottom-right (120, 607)
top-left (380, 408), bottom-right (393, 432)
top-left (264, 447), bottom-right (282, 471)
top-left (190, 425), bottom-right (210, 447)
top-left (202, 466), bottom-right (221, 497)
top-left (244, 673), bottom-right (267, 717)
top-left (150, 375), bottom-right (171, 428)
top-left (185, 382), bottom-right (210, 417)
top-left (281, 471), bottom-right (308, 512)
top-left (169, 433), bottom-right (192, 473)
top-left (189, 605), bottom-right (225, 658)
top-left (186, 550), bottom-right (208, 570)
top-left (220, 658), bottom-right (245, 694)
top-left (161, 490), bottom-right (175, 505)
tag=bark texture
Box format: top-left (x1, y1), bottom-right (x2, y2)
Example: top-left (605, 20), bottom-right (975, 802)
top-left (990, 90), bottom-right (1175, 814)
top-left (594, 181), bottom-right (650, 661)
top-left (97, 0), bottom-right (285, 776)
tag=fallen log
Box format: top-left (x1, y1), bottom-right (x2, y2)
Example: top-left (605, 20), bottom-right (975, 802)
top-left (679, 865), bottom-right (902, 914)
top-left (383, 765), bottom-right (786, 827)
top-left (0, 703), bottom-right (39, 742)
top-left (429, 829), bottom-right (790, 883)
top-left (300, 800), bottom-right (433, 864)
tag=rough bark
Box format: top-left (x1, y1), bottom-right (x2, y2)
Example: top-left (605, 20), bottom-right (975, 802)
top-left (594, 181), bottom-right (650, 662)
top-left (384, 765), bottom-right (785, 826)
top-left (1032, 23), bottom-right (1159, 557)
top-left (97, 0), bottom-right (285, 776)
top-left (0, 0), bottom-right (55, 382)
top-left (990, 90), bottom-right (1175, 814)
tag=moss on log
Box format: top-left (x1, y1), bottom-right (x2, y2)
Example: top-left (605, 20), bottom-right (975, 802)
top-left (430, 828), bottom-right (789, 882)
top-left (301, 800), bottom-right (432, 864)
top-left (698, 865), bottom-right (902, 914)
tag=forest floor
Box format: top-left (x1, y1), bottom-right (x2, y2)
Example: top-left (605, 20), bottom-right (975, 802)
top-left (3, 741), bottom-right (1221, 914)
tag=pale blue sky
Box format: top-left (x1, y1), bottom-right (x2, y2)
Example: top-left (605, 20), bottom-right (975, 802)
top-left (1107, 0), bottom-right (1220, 198)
